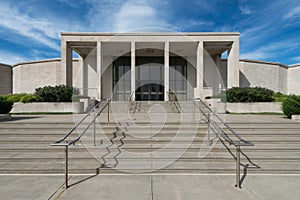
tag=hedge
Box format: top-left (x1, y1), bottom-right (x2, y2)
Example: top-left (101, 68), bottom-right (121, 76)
top-left (282, 95), bottom-right (300, 119)
top-left (35, 85), bottom-right (79, 102)
top-left (1, 94), bottom-right (38, 103)
top-left (226, 87), bottom-right (274, 102)
top-left (0, 96), bottom-right (13, 114)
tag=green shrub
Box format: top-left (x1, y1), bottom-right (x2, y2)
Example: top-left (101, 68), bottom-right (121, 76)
top-left (2, 93), bottom-right (38, 103)
top-left (226, 87), bottom-right (274, 102)
top-left (0, 96), bottom-right (13, 114)
top-left (20, 94), bottom-right (38, 103)
top-left (5, 93), bottom-right (27, 103)
top-left (272, 92), bottom-right (288, 102)
top-left (35, 85), bottom-right (79, 102)
top-left (282, 95), bottom-right (300, 118)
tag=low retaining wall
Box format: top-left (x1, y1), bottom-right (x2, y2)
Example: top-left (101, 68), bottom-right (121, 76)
top-left (226, 102), bottom-right (283, 113)
top-left (292, 115), bottom-right (300, 121)
top-left (11, 102), bottom-right (84, 114)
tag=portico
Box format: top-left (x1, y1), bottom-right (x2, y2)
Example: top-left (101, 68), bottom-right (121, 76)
top-left (60, 32), bottom-right (240, 101)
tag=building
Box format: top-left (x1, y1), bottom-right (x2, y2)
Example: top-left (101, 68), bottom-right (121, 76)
top-left (0, 63), bottom-right (12, 95)
top-left (8, 32), bottom-right (300, 99)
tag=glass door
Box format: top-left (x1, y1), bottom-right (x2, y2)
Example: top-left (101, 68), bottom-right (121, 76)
top-left (136, 57), bottom-right (164, 101)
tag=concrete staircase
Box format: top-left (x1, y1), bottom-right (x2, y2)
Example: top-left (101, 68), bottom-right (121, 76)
top-left (0, 102), bottom-right (300, 176)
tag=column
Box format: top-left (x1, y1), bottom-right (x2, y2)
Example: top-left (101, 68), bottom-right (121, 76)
top-left (195, 41), bottom-right (203, 98)
top-left (97, 41), bottom-right (102, 100)
top-left (227, 40), bottom-right (240, 88)
top-left (164, 41), bottom-right (169, 101)
top-left (59, 39), bottom-right (66, 85)
top-left (81, 56), bottom-right (88, 96)
top-left (131, 41), bottom-right (135, 101)
top-left (60, 40), bottom-right (73, 87)
top-left (66, 46), bottom-right (73, 87)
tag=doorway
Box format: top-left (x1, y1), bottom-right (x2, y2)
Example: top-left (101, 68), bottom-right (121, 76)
top-left (136, 57), bottom-right (164, 101)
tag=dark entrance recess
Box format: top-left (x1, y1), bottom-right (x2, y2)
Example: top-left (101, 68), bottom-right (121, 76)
top-left (135, 57), bottom-right (164, 101)
top-left (136, 83), bottom-right (164, 101)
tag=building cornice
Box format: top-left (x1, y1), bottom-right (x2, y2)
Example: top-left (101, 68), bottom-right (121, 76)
top-left (13, 58), bottom-right (79, 68)
top-left (239, 59), bottom-right (289, 69)
top-left (289, 64), bottom-right (300, 68)
top-left (0, 63), bottom-right (12, 68)
top-left (61, 32), bottom-right (240, 37)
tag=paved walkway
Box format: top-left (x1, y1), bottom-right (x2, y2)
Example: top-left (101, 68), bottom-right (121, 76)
top-left (1, 174), bottom-right (300, 200)
top-left (1, 113), bottom-right (299, 199)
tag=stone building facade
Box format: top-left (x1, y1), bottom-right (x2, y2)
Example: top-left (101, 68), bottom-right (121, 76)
top-left (4, 32), bottom-right (300, 99)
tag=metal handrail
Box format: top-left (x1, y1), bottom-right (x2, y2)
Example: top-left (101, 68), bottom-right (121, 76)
top-left (194, 98), bottom-right (252, 146)
top-left (51, 99), bottom-right (111, 189)
top-left (128, 91), bottom-right (134, 101)
top-left (193, 98), bottom-right (254, 188)
top-left (166, 91), bottom-right (181, 113)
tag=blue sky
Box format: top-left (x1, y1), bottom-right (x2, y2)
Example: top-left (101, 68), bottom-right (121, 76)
top-left (0, 0), bottom-right (299, 65)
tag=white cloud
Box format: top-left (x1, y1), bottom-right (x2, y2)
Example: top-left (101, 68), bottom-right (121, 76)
top-left (0, 50), bottom-right (28, 65)
top-left (86, 0), bottom-right (174, 32)
top-left (284, 5), bottom-right (300, 19)
top-left (239, 5), bottom-right (252, 15)
top-left (292, 56), bottom-right (300, 62)
top-left (0, 2), bottom-right (60, 50)
top-left (240, 40), bottom-right (299, 61)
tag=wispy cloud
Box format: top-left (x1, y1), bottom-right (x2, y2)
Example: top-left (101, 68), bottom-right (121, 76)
top-left (239, 5), bottom-right (252, 15)
top-left (240, 40), bottom-right (299, 61)
top-left (114, 1), bottom-right (173, 32)
top-left (0, 2), bottom-right (60, 50)
top-left (0, 50), bottom-right (28, 65)
top-left (292, 56), bottom-right (300, 62)
top-left (86, 0), bottom-right (174, 32)
top-left (284, 5), bottom-right (300, 19)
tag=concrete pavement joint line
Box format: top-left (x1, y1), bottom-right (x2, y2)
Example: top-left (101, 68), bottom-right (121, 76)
top-left (151, 176), bottom-right (154, 200)
top-left (47, 181), bottom-right (66, 200)
top-left (48, 175), bottom-right (74, 200)
top-left (2, 174), bottom-right (300, 176)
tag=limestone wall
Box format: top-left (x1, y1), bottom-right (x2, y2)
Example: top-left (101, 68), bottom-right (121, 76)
top-left (239, 60), bottom-right (288, 94)
top-left (288, 65), bottom-right (300, 94)
top-left (11, 57), bottom-right (299, 97)
top-left (0, 63), bottom-right (12, 94)
top-left (13, 59), bottom-right (79, 94)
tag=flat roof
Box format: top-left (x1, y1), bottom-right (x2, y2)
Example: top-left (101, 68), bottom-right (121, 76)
top-left (0, 63), bottom-right (12, 68)
top-left (61, 32), bottom-right (240, 36)
top-left (240, 59), bottom-right (290, 68)
top-left (13, 58), bottom-right (79, 67)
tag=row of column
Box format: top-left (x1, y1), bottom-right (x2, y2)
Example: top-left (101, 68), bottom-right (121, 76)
top-left (61, 40), bottom-right (239, 101)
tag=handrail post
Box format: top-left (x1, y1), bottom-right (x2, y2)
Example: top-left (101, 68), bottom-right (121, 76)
top-left (65, 144), bottom-right (69, 189)
top-left (235, 145), bottom-right (241, 188)
top-left (93, 108), bottom-right (96, 146)
top-left (107, 99), bottom-right (110, 123)
top-left (207, 112), bottom-right (211, 146)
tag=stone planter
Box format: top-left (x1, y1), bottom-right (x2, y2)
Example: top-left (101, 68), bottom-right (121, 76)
top-left (11, 102), bottom-right (84, 114)
top-left (292, 115), bottom-right (300, 121)
top-left (226, 102), bottom-right (283, 113)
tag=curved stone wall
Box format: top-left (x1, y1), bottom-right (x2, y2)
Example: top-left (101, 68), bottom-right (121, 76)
top-left (13, 59), bottom-right (79, 94)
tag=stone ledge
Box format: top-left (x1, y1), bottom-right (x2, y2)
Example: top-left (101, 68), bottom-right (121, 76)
top-left (292, 115), bottom-right (300, 121)
top-left (11, 102), bottom-right (84, 114)
top-left (205, 101), bottom-right (283, 114)
top-left (227, 102), bottom-right (283, 113)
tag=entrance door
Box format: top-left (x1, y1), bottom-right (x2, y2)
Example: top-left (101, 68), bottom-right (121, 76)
top-left (136, 57), bottom-right (164, 101)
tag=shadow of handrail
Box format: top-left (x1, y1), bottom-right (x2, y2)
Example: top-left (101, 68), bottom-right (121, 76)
top-left (219, 138), bottom-right (260, 188)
